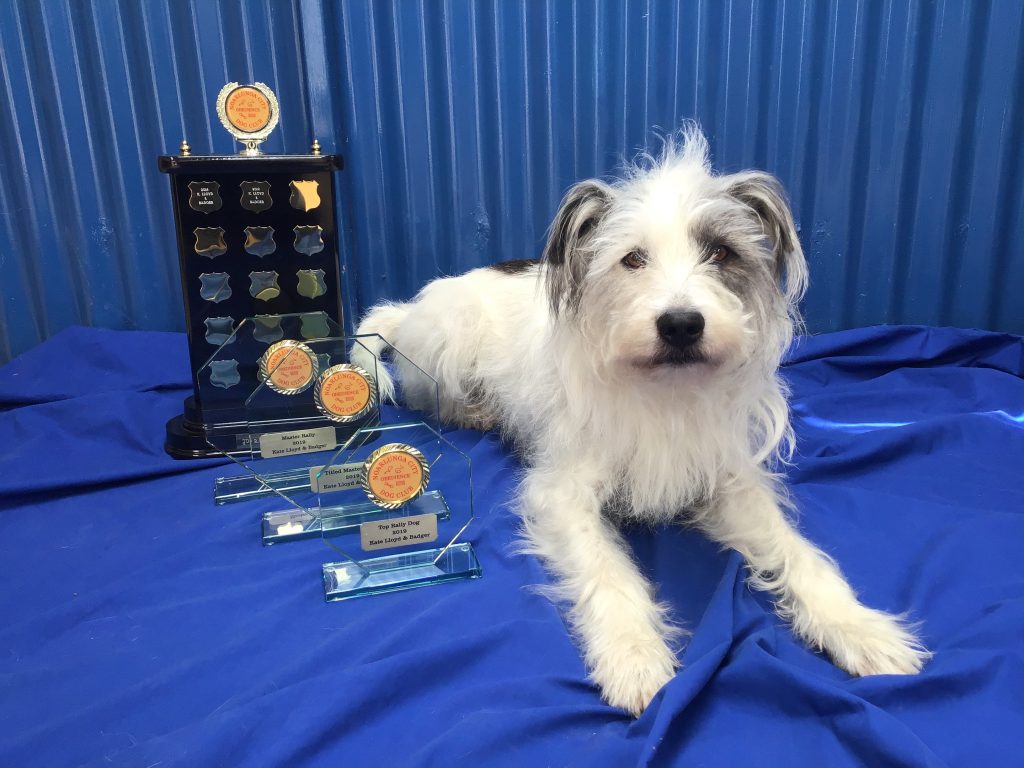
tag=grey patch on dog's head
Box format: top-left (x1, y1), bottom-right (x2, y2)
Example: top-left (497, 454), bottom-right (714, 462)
top-left (723, 171), bottom-right (808, 308)
top-left (690, 209), bottom-right (777, 306)
top-left (542, 180), bottom-right (613, 315)
top-left (489, 258), bottom-right (539, 275)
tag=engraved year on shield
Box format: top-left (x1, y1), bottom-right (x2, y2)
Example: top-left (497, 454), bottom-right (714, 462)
top-left (240, 180), bottom-right (273, 212)
top-left (188, 181), bottom-right (223, 213)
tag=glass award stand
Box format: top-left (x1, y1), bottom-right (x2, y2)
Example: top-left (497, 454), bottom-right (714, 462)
top-left (193, 312), bottom-right (350, 458)
top-left (198, 321), bottom-right (481, 599)
top-left (316, 420), bottom-right (479, 600)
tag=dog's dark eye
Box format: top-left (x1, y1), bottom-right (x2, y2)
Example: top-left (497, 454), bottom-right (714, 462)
top-left (621, 250), bottom-right (647, 270)
top-left (708, 244), bottom-right (734, 264)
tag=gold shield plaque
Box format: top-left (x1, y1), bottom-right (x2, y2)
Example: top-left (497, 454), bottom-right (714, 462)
top-left (289, 180), bottom-right (321, 211)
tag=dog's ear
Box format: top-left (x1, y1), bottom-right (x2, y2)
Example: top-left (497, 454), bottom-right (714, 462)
top-left (542, 180), bottom-right (613, 315)
top-left (727, 172), bottom-right (808, 307)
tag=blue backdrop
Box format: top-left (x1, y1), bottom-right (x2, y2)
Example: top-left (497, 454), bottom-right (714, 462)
top-left (1, 0), bottom-right (1023, 363)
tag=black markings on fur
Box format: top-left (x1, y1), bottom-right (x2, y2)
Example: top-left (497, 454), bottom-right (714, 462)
top-left (488, 258), bottom-right (539, 275)
top-left (542, 180), bottom-right (613, 315)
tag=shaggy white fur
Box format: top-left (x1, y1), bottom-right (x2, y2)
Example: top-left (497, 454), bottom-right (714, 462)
top-left (353, 126), bottom-right (929, 716)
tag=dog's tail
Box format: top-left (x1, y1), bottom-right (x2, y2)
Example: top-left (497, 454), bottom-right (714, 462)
top-left (351, 302), bottom-right (408, 402)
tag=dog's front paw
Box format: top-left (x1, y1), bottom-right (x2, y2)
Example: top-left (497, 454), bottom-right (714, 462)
top-left (591, 634), bottom-right (679, 717)
top-left (828, 608), bottom-right (931, 677)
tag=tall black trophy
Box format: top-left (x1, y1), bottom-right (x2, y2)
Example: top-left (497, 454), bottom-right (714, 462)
top-left (161, 82), bottom-right (347, 458)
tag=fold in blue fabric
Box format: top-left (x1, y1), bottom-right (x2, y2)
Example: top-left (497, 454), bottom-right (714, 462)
top-left (0, 325), bottom-right (1021, 767)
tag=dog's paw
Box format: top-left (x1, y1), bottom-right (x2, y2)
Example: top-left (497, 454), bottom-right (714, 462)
top-left (827, 608), bottom-right (931, 677)
top-left (592, 634), bottom-right (679, 717)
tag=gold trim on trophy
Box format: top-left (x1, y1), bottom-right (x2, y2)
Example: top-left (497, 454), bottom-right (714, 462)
top-left (361, 443), bottom-right (430, 509)
top-left (314, 364), bottom-right (377, 422)
top-left (216, 82), bottom-right (280, 156)
top-left (258, 339), bottom-right (319, 395)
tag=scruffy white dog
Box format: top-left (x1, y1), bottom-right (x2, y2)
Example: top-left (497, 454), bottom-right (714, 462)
top-left (353, 126), bottom-right (929, 716)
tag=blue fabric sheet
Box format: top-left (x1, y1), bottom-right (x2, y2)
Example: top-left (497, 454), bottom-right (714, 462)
top-left (0, 325), bottom-right (1022, 767)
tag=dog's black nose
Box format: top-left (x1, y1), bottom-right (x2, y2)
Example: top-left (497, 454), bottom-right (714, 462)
top-left (656, 310), bottom-right (705, 349)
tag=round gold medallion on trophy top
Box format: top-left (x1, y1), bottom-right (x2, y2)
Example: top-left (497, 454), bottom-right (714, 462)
top-left (224, 86), bottom-right (272, 133)
top-left (216, 82), bottom-right (280, 152)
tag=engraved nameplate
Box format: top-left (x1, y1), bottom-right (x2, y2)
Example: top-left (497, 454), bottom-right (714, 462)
top-left (309, 462), bottom-right (363, 493)
top-left (188, 181), bottom-right (222, 213)
top-left (360, 513), bottom-right (438, 552)
top-left (240, 180), bottom-right (273, 212)
top-left (259, 427), bottom-right (337, 458)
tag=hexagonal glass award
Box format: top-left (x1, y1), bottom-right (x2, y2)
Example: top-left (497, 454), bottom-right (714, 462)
top-left (199, 313), bottom-right (431, 506)
top-left (196, 311), bottom-right (354, 465)
top-left (315, 420), bottom-right (480, 600)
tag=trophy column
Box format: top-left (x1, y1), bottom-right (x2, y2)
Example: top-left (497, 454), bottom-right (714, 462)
top-left (159, 82), bottom-right (349, 458)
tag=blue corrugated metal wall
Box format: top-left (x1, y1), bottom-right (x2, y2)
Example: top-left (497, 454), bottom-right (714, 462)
top-left (1, 0), bottom-right (1022, 364)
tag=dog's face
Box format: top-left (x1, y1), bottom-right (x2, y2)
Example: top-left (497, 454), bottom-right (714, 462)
top-left (543, 129), bottom-right (807, 381)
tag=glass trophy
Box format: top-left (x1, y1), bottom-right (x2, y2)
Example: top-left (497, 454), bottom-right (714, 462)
top-left (199, 312), bottom-right (435, 505)
top-left (196, 312), bottom-right (349, 459)
top-left (196, 319), bottom-right (480, 599)
top-left (316, 421), bottom-right (481, 600)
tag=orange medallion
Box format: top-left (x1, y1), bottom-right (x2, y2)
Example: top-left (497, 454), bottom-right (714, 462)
top-left (316, 365), bottom-right (375, 421)
top-left (362, 444), bottom-right (429, 509)
top-left (259, 340), bottom-right (318, 394)
top-left (225, 86), bottom-right (272, 133)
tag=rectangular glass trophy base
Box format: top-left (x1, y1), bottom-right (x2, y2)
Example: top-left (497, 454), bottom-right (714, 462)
top-left (216, 466), bottom-right (315, 505)
top-left (322, 542), bottom-right (481, 601)
top-left (262, 490), bottom-right (452, 545)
